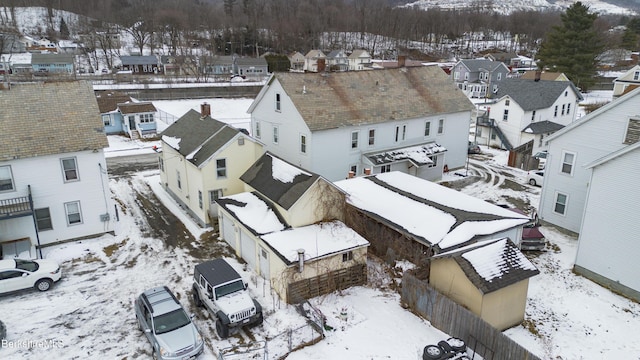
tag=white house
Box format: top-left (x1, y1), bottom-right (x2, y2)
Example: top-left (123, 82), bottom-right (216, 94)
top-left (0, 82), bottom-right (115, 259)
top-left (348, 49), bottom-right (373, 71)
top-left (538, 87), bottom-right (640, 234)
top-left (612, 64), bottom-right (640, 98)
top-left (159, 103), bottom-right (263, 227)
top-left (573, 141), bottom-right (640, 302)
top-left (476, 79), bottom-right (583, 155)
top-left (303, 50), bottom-right (326, 72)
top-left (247, 66), bottom-right (475, 182)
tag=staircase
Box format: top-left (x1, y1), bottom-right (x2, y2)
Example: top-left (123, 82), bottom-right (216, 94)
top-left (476, 114), bottom-right (513, 150)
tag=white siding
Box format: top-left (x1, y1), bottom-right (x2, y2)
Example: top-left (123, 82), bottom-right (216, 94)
top-left (575, 147), bottom-right (640, 294)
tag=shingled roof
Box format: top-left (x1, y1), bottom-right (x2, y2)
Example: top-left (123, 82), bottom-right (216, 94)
top-left (161, 109), bottom-right (241, 167)
top-left (240, 152), bottom-right (322, 210)
top-left (494, 79), bottom-right (583, 111)
top-left (95, 91), bottom-right (132, 113)
top-left (433, 237), bottom-right (539, 294)
top-left (0, 81), bottom-right (108, 161)
top-left (523, 120), bottom-right (564, 134)
top-left (260, 66), bottom-right (474, 131)
top-left (118, 102), bottom-right (156, 114)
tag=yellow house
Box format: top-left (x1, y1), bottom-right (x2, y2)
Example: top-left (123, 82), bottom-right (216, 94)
top-left (159, 103), bottom-right (263, 227)
top-left (216, 152), bottom-right (369, 303)
top-left (429, 237), bottom-right (539, 331)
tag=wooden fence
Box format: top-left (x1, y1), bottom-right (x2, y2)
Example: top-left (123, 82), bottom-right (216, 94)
top-left (287, 264), bottom-right (367, 304)
top-left (401, 272), bottom-right (541, 360)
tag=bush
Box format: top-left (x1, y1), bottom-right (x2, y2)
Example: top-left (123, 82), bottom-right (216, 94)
top-left (0, 320), bottom-right (6, 340)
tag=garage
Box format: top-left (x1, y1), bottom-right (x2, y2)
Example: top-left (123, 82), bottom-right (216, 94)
top-left (240, 229), bottom-right (257, 271)
top-left (221, 214), bottom-right (237, 250)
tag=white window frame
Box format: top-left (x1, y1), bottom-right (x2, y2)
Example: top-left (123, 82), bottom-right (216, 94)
top-left (634, 71), bottom-right (640, 81)
top-left (553, 192), bottom-right (568, 216)
top-left (395, 124), bottom-right (406, 142)
top-left (255, 121), bottom-right (261, 138)
top-left (273, 126), bottom-right (279, 144)
top-left (497, 72), bottom-right (502, 81)
top-left (209, 189), bottom-right (223, 204)
top-left (275, 93), bottom-right (281, 112)
top-left (198, 190), bottom-right (203, 209)
top-left (102, 114), bottom-right (112, 126)
top-left (300, 134), bottom-right (307, 154)
top-left (61, 157), bottom-right (79, 182)
top-left (35, 207), bottom-right (53, 231)
top-left (503, 109), bottom-right (509, 121)
top-left (351, 131), bottom-right (359, 149)
top-left (64, 201), bottom-right (83, 225)
top-left (176, 170), bottom-right (182, 189)
top-left (424, 121), bottom-right (431, 137)
top-left (560, 150), bottom-right (576, 175)
top-left (368, 129), bottom-right (375, 146)
top-left (216, 158), bottom-right (227, 178)
top-left (0, 165), bottom-right (15, 192)
top-left (437, 118), bottom-right (444, 134)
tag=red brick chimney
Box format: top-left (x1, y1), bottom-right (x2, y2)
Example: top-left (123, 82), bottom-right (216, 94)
top-left (200, 102), bottom-right (211, 118)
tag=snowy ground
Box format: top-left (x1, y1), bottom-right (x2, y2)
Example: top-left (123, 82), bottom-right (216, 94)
top-left (2, 95), bottom-right (639, 360)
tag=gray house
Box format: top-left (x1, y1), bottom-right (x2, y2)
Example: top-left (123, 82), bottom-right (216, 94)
top-left (120, 55), bottom-right (161, 74)
top-left (451, 59), bottom-right (510, 99)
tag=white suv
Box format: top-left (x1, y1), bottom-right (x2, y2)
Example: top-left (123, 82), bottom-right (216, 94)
top-left (0, 258), bottom-right (62, 294)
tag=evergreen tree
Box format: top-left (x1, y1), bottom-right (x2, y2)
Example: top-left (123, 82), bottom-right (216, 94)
top-left (59, 17), bottom-right (70, 39)
top-left (536, 2), bottom-right (603, 91)
top-left (620, 27), bottom-right (638, 50)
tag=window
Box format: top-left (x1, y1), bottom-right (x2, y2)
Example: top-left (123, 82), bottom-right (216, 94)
top-left (35, 208), bottom-right (53, 231)
top-left (140, 113), bottom-right (154, 123)
top-left (531, 110), bottom-right (536, 121)
top-left (381, 164), bottom-right (391, 173)
top-left (554, 105), bottom-right (558, 117)
top-left (275, 93), bottom-right (281, 111)
top-left (561, 104), bottom-right (566, 115)
top-left (0, 165), bottom-right (14, 191)
top-left (437, 119), bottom-right (444, 134)
top-left (561, 151), bottom-right (575, 175)
top-left (554, 192), bottom-right (568, 215)
top-left (454, 71), bottom-right (459, 80)
top-left (497, 72), bottom-right (502, 80)
top-left (209, 189), bottom-right (223, 204)
top-left (351, 131), bottom-right (359, 149)
top-left (349, 164), bottom-right (357, 176)
top-left (427, 155), bottom-right (438, 168)
top-left (102, 114), bottom-right (112, 126)
top-left (567, 103), bottom-right (571, 114)
top-left (342, 251), bottom-right (353, 262)
top-left (177, 170), bottom-right (182, 189)
top-left (300, 134), bottom-right (307, 153)
top-left (158, 158), bottom-right (164, 172)
top-left (65, 201), bottom-right (82, 225)
top-left (564, 90), bottom-right (568, 97)
top-left (61, 157), bottom-right (79, 182)
top-left (624, 118), bottom-right (640, 144)
top-left (216, 159), bottom-right (227, 178)
top-left (503, 110), bottom-right (509, 121)
top-left (368, 129), bottom-right (375, 145)
top-left (273, 126), bottom-right (279, 144)
top-left (634, 71), bottom-right (640, 81)
top-left (255, 121), bottom-right (261, 138)
top-left (395, 125), bottom-right (406, 142)
top-left (464, 73), bottom-right (469, 80)
top-left (198, 191), bottom-right (203, 209)
top-left (505, 99), bottom-right (510, 106)
top-left (424, 121), bottom-right (431, 137)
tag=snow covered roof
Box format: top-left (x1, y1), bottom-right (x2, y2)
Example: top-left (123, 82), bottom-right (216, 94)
top-left (432, 237), bottom-right (539, 294)
top-left (334, 172), bottom-right (530, 251)
top-left (364, 142), bottom-right (446, 166)
top-left (261, 221), bottom-right (369, 265)
top-left (217, 192), bottom-right (288, 235)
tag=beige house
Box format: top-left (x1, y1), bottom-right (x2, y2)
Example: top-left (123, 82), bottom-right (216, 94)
top-left (216, 152), bottom-right (369, 303)
top-left (304, 49), bottom-right (326, 72)
top-left (429, 238), bottom-right (539, 330)
top-left (288, 51), bottom-right (306, 72)
top-left (612, 65), bottom-right (640, 97)
top-left (348, 49), bottom-right (373, 71)
top-left (520, 70), bottom-right (569, 82)
top-left (159, 103), bottom-right (263, 227)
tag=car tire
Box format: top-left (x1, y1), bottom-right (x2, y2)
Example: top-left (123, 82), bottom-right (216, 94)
top-left (423, 344), bottom-right (443, 360)
top-left (192, 286), bottom-right (203, 307)
top-left (152, 349), bottom-right (159, 360)
top-left (216, 319), bottom-right (229, 339)
top-left (34, 278), bottom-right (52, 291)
top-left (446, 337), bottom-right (466, 352)
top-left (529, 179), bottom-right (536, 186)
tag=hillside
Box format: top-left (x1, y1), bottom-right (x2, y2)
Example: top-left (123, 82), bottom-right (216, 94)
top-left (402, 0), bottom-right (639, 15)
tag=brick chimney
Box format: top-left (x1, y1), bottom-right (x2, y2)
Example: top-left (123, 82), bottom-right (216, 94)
top-left (200, 102), bottom-right (211, 118)
top-left (364, 168), bottom-right (371, 175)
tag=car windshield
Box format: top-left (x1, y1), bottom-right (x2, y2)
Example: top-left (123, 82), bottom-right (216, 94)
top-left (535, 152), bottom-right (547, 158)
top-left (14, 259), bottom-right (39, 272)
top-left (215, 280), bottom-right (244, 298)
top-left (153, 309), bottom-right (191, 335)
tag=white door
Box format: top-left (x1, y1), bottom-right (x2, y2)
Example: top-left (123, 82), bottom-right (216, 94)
top-left (259, 247), bottom-right (270, 279)
top-left (221, 214), bottom-right (237, 250)
top-left (240, 230), bottom-right (256, 271)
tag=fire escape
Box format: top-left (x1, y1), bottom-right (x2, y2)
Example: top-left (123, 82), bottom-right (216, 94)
top-left (476, 112), bottom-right (513, 150)
top-left (0, 185), bottom-right (42, 258)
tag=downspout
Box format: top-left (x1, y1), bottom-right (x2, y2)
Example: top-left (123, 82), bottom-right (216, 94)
top-left (28, 185), bottom-right (44, 259)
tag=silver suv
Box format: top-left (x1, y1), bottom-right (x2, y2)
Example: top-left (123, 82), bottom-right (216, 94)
top-left (134, 286), bottom-right (204, 360)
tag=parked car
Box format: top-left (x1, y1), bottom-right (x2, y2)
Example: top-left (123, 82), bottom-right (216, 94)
top-left (468, 141), bottom-right (481, 154)
top-left (527, 170), bottom-right (544, 186)
top-left (134, 286), bottom-right (204, 360)
top-left (533, 150), bottom-right (547, 169)
top-left (0, 258), bottom-right (62, 294)
top-left (192, 258), bottom-right (263, 338)
top-left (521, 224), bottom-right (546, 251)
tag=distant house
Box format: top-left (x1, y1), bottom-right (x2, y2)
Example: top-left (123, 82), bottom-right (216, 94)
top-left (120, 55), bottom-right (161, 74)
top-left (95, 91), bottom-right (133, 135)
top-left (612, 65), bottom-right (640, 97)
top-left (483, 51), bottom-right (518, 66)
top-left (451, 59), bottom-right (510, 99)
top-left (520, 70), bottom-right (569, 82)
top-left (475, 79), bottom-right (582, 163)
top-left (288, 51), bottom-right (305, 72)
top-left (304, 50), bottom-right (326, 72)
top-left (31, 53), bottom-right (74, 75)
top-left (236, 57), bottom-right (268, 79)
top-left (0, 81), bottom-right (115, 259)
top-left (348, 49), bottom-right (373, 71)
top-left (574, 141), bottom-right (640, 302)
top-left (326, 50), bottom-right (349, 72)
top-left (160, 103), bottom-right (263, 227)
top-left (118, 102), bottom-right (158, 139)
top-left (334, 171), bottom-right (531, 264)
top-left (247, 66), bottom-right (474, 182)
top-left (202, 55), bottom-right (234, 77)
top-left (216, 152), bottom-right (369, 303)
top-left (160, 55), bottom-right (198, 76)
top-left (538, 87), bottom-right (640, 235)
top-left (429, 238), bottom-right (539, 330)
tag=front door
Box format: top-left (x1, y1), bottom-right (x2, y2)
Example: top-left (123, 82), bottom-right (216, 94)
top-left (128, 115), bottom-right (136, 131)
